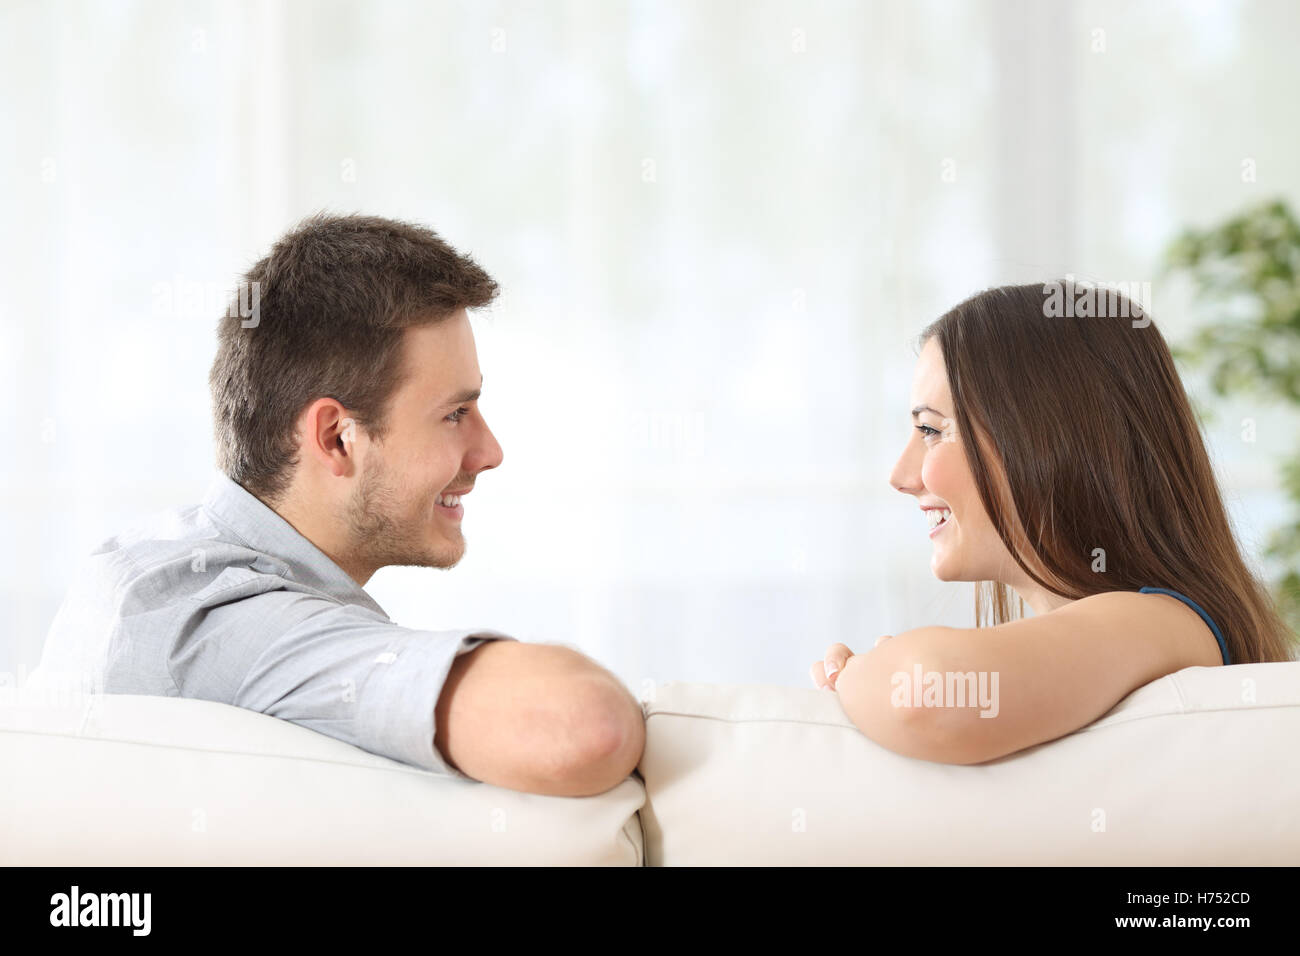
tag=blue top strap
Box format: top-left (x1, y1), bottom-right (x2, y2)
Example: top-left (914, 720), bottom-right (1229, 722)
top-left (1139, 587), bottom-right (1231, 666)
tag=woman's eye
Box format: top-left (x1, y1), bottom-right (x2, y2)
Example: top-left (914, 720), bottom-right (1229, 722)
top-left (446, 406), bottom-right (470, 424)
top-left (916, 424), bottom-right (941, 440)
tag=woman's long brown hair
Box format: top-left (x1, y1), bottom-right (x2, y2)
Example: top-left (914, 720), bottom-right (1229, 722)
top-left (921, 281), bottom-right (1297, 663)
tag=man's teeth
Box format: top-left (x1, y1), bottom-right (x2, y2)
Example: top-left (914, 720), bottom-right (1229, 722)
top-left (926, 508), bottom-right (951, 529)
top-left (436, 494), bottom-right (461, 507)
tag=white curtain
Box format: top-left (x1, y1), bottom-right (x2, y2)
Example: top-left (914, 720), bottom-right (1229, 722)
top-left (3, 0), bottom-right (1297, 692)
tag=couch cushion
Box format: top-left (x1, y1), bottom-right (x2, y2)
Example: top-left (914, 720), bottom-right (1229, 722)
top-left (0, 691), bottom-right (644, 865)
top-left (637, 662), bottom-right (1300, 865)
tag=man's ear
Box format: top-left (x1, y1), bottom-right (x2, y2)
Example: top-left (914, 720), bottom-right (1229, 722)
top-left (300, 398), bottom-right (359, 476)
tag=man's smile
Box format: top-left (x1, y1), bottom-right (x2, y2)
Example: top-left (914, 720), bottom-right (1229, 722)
top-left (435, 488), bottom-right (470, 521)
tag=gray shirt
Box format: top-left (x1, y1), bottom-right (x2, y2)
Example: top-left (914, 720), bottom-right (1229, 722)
top-left (26, 471), bottom-right (516, 778)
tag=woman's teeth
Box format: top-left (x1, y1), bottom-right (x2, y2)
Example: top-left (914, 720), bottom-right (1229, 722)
top-left (926, 508), bottom-right (951, 530)
top-left (436, 493), bottom-right (461, 507)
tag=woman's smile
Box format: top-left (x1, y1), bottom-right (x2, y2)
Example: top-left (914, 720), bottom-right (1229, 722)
top-left (924, 506), bottom-right (953, 537)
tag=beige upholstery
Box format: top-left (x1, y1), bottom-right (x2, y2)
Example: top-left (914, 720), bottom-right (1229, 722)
top-left (0, 691), bottom-right (644, 865)
top-left (638, 662), bottom-right (1300, 865)
top-left (4, 661), bottom-right (1297, 865)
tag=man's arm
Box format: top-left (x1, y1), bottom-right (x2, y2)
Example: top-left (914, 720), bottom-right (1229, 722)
top-left (434, 640), bottom-right (646, 796)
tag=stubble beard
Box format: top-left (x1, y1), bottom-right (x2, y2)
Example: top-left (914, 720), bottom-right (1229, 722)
top-left (343, 450), bottom-right (465, 573)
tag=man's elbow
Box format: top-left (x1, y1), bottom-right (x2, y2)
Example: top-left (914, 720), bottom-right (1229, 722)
top-left (549, 682), bottom-right (646, 797)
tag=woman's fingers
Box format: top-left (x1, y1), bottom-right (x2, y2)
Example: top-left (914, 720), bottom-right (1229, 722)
top-left (813, 639), bottom-right (892, 690)
top-left (822, 643), bottom-right (855, 689)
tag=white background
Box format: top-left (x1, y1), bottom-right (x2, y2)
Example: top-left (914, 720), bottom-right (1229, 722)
top-left (4, 0), bottom-right (1299, 694)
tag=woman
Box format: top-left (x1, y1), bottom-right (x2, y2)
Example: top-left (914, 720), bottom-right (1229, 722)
top-left (811, 281), bottom-right (1296, 764)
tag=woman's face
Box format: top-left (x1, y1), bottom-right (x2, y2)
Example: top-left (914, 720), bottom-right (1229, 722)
top-left (888, 336), bottom-right (1022, 584)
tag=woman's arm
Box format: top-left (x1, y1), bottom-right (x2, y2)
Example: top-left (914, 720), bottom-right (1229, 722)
top-left (832, 591), bottom-right (1213, 765)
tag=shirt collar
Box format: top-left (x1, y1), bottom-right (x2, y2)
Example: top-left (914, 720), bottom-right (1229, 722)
top-left (201, 471), bottom-right (388, 618)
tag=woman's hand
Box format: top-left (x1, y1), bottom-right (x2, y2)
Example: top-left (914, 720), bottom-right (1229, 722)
top-left (810, 636), bottom-right (893, 691)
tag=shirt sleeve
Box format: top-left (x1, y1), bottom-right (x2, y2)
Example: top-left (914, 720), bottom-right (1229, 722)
top-left (168, 583), bottom-right (517, 778)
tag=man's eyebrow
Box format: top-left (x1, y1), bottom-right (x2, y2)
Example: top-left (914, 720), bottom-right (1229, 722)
top-left (441, 375), bottom-right (484, 407)
top-left (910, 404), bottom-right (948, 418)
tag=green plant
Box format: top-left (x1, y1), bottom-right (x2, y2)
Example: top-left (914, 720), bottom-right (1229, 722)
top-left (1164, 198), bottom-right (1300, 637)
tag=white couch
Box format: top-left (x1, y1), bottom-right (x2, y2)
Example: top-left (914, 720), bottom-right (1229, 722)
top-left (4, 661), bottom-right (1299, 865)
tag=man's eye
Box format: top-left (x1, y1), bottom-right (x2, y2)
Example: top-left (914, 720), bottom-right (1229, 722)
top-left (446, 406), bottom-right (470, 424)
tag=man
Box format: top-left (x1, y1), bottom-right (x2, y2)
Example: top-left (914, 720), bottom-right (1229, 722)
top-left (28, 213), bottom-right (645, 796)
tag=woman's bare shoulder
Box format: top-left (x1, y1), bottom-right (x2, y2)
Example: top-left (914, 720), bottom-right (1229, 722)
top-left (1047, 590), bottom-right (1223, 669)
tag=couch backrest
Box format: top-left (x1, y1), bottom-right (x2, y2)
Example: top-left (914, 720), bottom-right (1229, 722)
top-left (7, 662), bottom-right (1298, 865)
top-left (0, 690), bottom-right (645, 865)
top-left (638, 662), bottom-right (1300, 865)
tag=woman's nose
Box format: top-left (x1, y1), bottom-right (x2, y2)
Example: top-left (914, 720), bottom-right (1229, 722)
top-left (889, 444), bottom-right (922, 496)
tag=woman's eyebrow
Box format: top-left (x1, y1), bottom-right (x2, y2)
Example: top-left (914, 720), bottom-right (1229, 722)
top-left (911, 404), bottom-right (948, 418)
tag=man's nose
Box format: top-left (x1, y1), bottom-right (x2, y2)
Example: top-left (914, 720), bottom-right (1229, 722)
top-left (472, 417), bottom-right (504, 474)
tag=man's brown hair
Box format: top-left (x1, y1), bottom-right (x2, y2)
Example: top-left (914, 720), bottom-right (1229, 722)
top-left (209, 212), bottom-right (499, 505)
